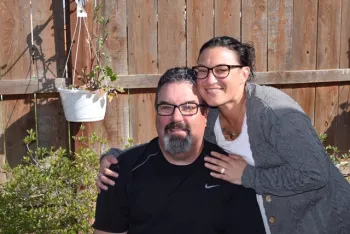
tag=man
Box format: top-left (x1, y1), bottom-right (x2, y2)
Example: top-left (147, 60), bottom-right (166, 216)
top-left (93, 67), bottom-right (265, 234)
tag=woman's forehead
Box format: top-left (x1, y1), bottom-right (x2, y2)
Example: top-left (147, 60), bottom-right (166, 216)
top-left (198, 47), bottom-right (238, 65)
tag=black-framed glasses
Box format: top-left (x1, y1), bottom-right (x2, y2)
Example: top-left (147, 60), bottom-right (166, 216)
top-left (156, 103), bottom-right (207, 116)
top-left (192, 64), bottom-right (244, 79)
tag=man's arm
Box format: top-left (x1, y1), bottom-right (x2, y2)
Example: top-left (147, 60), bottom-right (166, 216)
top-left (97, 144), bottom-right (147, 191)
top-left (242, 112), bottom-right (329, 196)
top-left (93, 164), bottom-right (129, 233)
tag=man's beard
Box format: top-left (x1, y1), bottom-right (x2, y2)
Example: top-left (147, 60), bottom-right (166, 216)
top-left (163, 122), bottom-right (192, 156)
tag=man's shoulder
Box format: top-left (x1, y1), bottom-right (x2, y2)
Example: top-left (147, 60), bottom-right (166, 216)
top-left (118, 137), bottom-right (159, 166)
top-left (203, 140), bottom-right (227, 155)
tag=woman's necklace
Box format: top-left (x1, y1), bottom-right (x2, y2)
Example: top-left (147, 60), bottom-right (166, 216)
top-left (219, 99), bottom-right (246, 141)
top-left (221, 127), bottom-right (237, 141)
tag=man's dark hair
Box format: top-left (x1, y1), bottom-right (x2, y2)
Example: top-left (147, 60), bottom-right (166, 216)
top-left (198, 36), bottom-right (256, 81)
top-left (155, 67), bottom-right (198, 106)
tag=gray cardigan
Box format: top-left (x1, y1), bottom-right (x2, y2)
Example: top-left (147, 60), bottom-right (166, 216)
top-left (205, 83), bottom-right (350, 234)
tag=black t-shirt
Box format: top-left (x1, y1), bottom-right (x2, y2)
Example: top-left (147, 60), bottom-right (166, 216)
top-left (93, 138), bottom-right (265, 234)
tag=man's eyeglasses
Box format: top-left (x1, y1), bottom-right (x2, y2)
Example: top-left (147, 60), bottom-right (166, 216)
top-left (192, 64), bottom-right (244, 79)
top-left (156, 103), bottom-right (207, 116)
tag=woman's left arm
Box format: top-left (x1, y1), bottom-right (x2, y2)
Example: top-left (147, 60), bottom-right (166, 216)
top-left (242, 112), bottom-right (330, 196)
top-left (205, 112), bottom-right (330, 196)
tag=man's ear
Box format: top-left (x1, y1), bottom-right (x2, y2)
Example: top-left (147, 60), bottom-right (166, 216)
top-left (203, 107), bottom-right (209, 117)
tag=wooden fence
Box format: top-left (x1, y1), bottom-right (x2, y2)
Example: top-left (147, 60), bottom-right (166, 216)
top-left (0, 0), bottom-right (350, 183)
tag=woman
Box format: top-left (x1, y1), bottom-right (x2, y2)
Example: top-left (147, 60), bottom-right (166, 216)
top-left (97, 36), bottom-right (350, 234)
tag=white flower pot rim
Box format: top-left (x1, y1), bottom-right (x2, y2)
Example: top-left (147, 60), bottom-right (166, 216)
top-left (58, 87), bottom-right (108, 122)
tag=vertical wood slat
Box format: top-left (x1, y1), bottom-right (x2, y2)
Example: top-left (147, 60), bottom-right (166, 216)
top-left (100, 0), bottom-right (130, 149)
top-left (158, 0), bottom-right (187, 73)
top-left (267, 0), bottom-right (296, 118)
top-left (35, 1), bottom-right (68, 151)
top-left (36, 93), bottom-right (68, 150)
top-left (0, 96), bottom-right (6, 184)
top-left (187, 0), bottom-right (215, 67)
top-left (0, 0), bottom-right (31, 80)
top-left (315, 0), bottom-right (342, 146)
top-left (31, 0), bottom-right (65, 79)
top-left (214, 0), bottom-right (241, 39)
top-left (0, 1), bottom-right (33, 166)
top-left (267, 0), bottom-right (293, 71)
top-left (129, 89), bottom-right (157, 145)
top-left (336, 0), bottom-right (350, 153)
top-left (4, 96), bottom-right (35, 167)
top-left (127, 0), bottom-right (157, 74)
top-left (128, 0), bottom-right (158, 145)
top-left (242, 0), bottom-right (268, 72)
top-left (289, 0), bottom-right (318, 123)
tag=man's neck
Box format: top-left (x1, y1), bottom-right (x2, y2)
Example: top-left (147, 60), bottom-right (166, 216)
top-left (159, 140), bottom-right (204, 166)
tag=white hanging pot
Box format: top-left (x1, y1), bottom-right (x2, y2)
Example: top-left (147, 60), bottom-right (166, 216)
top-left (58, 88), bottom-right (107, 122)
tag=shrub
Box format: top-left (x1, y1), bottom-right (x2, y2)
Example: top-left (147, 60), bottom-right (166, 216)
top-left (319, 133), bottom-right (350, 183)
top-left (0, 128), bottom-right (103, 233)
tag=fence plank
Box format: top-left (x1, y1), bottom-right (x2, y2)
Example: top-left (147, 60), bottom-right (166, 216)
top-left (103, 0), bottom-right (128, 75)
top-left (36, 93), bottom-right (68, 150)
top-left (129, 89), bottom-right (157, 145)
top-left (3, 96), bottom-right (35, 167)
top-left (31, 0), bottom-right (65, 79)
top-left (128, 0), bottom-right (157, 144)
top-left (111, 69), bottom-right (350, 88)
top-left (1, 68), bottom-right (350, 93)
top-left (0, 78), bottom-right (65, 95)
top-left (0, 97), bottom-right (6, 184)
top-left (315, 0), bottom-right (342, 146)
top-left (187, 0), bottom-right (215, 67)
top-left (127, 0), bottom-right (157, 74)
top-left (336, 0), bottom-right (350, 153)
top-left (289, 0), bottom-right (318, 123)
top-left (100, 0), bottom-right (130, 149)
top-left (31, 1), bottom-right (68, 151)
top-left (267, 0), bottom-right (295, 114)
top-left (214, 0), bottom-right (241, 39)
top-left (158, 0), bottom-right (186, 73)
top-left (242, 0), bottom-right (268, 71)
top-left (0, 1), bottom-right (31, 80)
top-left (102, 94), bottom-right (130, 149)
top-left (267, 0), bottom-right (293, 71)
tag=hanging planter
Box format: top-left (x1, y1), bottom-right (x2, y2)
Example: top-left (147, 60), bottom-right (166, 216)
top-left (59, 1), bottom-right (123, 122)
top-left (58, 88), bottom-right (107, 122)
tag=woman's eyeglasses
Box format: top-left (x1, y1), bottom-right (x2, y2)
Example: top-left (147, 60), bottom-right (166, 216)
top-left (192, 64), bottom-right (244, 79)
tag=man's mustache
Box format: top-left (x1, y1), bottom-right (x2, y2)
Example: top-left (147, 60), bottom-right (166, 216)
top-left (165, 122), bottom-right (190, 132)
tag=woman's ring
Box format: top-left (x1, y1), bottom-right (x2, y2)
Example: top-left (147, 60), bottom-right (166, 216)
top-left (220, 168), bottom-right (225, 174)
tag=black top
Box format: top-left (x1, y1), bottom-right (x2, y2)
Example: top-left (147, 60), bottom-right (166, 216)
top-left (93, 138), bottom-right (265, 234)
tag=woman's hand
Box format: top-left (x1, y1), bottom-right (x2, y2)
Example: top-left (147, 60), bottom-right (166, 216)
top-left (96, 155), bottom-right (119, 193)
top-left (204, 151), bottom-right (247, 185)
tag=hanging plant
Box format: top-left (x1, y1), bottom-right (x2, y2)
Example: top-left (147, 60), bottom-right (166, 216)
top-left (58, 2), bottom-right (123, 122)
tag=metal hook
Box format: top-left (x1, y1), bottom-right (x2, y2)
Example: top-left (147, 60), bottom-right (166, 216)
top-left (75, 0), bottom-right (87, 18)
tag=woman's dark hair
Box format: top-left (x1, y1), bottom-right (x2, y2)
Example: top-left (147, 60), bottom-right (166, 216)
top-left (198, 36), bottom-right (256, 81)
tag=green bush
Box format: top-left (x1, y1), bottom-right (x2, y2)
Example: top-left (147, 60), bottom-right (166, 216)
top-left (0, 128), bottom-right (103, 233)
top-left (319, 133), bottom-right (350, 183)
